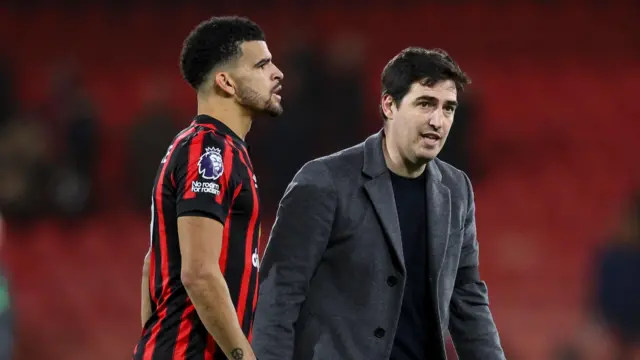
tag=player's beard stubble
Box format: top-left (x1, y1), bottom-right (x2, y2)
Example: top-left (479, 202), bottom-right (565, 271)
top-left (235, 82), bottom-right (283, 117)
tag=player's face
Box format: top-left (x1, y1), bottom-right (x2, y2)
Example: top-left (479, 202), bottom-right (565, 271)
top-left (383, 79), bottom-right (458, 164)
top-left (233, 41), bottom-right (284, 117)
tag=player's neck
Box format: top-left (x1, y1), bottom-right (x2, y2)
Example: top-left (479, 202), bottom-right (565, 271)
top-left (197, 98), bottom-right (252, 141)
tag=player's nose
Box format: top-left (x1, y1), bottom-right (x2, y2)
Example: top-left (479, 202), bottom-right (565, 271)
top-left (272, 65), bottom-right (284, 82)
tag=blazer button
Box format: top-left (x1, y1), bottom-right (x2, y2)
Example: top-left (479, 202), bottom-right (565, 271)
top-left (386, 276), bottom-right (398, 287)
top-left (374, 327), bottom-right (386, 338)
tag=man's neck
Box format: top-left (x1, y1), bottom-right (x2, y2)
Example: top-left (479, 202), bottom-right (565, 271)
top-left (197, 96), bottom-right (252, 140)
top-left (382, 136), bottom-right (427, 178)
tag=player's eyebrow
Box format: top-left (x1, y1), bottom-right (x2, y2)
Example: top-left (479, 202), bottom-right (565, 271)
top-left (254, 57), bottom-right (271, 68)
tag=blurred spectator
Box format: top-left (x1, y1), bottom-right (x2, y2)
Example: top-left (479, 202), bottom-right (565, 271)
top-left (0, 58), bottom-right (46, 221)
top-left (0, 56), bottom-right (16, 127)
top-left (39, 61), bottom-right (99, 217)
top-left (592, 194), bottom-right (640, 359)
top-left (320, 32), bottom-right (366, 154)
top-left (0, 273), bottom-right (10, 360)
top-left (0, 115), bottom-right (51, 221)
top-left (0, 213), bottom-right (13, 360)
top-left (251, 37), bottom-right (327, 207)
top-left (436, 91), bottom-right (480, 181)
top-left (251, 33), bottom-right (366, 207)
top-left (126, 75), bottom-right (180, 211)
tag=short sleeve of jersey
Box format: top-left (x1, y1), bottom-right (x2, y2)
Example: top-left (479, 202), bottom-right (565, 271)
top-left (174, 130), bottom-right (237, 224)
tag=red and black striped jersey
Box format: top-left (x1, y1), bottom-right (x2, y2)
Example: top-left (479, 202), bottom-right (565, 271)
top-left (134, 115), bottom-right (261, 360)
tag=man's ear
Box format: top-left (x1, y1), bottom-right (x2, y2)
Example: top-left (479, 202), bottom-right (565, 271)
top-left (213, 72), bottom-right (236, 96)
top-left (381, 94), bottom-right (396, 120)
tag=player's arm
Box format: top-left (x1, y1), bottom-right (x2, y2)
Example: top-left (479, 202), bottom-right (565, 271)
top-left (179, 217), bottom-right (253, 359)
top-left (140, 248), bottom-right (152, 327)
top-left (175, 131), bottom-right (255, 360)
top-left (252, 160), bottom-right (337, 360)
top-left (448, 172), bottom-right (505, 359)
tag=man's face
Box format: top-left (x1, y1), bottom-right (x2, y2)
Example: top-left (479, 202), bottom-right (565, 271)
top-left (232, 41), bottom-right (284, 117)
top-left (382, 79), bottom-right (458, 164)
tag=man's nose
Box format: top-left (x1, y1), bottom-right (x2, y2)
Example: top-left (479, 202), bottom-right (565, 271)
top-left (428, 108), bottom-right (444, 129)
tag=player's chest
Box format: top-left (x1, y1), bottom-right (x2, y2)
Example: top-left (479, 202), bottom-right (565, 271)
top-left (230, 170), bottom-right (260, 214)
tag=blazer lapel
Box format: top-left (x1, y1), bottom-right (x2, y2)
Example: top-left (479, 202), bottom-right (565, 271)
top-left (426, 161), bottom-right (451, 283)
top-left (364, 176), bottom-right (405, 272)
top-left (362, 131), bottom-right (405, 273)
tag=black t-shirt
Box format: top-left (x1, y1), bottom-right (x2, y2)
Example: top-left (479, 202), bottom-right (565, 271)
top-left (389, 170), bottom-right (441, 360)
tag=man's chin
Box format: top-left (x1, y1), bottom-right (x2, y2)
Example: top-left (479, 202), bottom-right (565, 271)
top-left (416, 149), bottom-right (439, 162)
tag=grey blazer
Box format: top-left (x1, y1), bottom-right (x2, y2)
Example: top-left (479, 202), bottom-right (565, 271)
top-left (252, 131), bottom-right (505, 360)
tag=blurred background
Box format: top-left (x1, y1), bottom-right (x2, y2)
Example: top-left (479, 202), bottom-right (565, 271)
top-left (1, 1), bottom-right (639, 359)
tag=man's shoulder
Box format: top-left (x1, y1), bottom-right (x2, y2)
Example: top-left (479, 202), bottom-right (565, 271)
top-left (295, 138), bottom-right (366, 187)
top-left (316, 139), bottom-right (366, 168)
top-left (432, 158), bottom-right (472, 195)
top-left (433, 157), bottom-right (463, 180)
top-left (307, 137), bottom-right (365, 170)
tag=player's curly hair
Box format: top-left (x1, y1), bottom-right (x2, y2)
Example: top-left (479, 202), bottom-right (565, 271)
top-left (180, 16), bottom-right (265, 90)
top-left (380, 47), bottom-right (471, 120)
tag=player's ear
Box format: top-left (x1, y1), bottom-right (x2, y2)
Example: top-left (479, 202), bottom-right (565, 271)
top-left (214, 72), bottom-right (236, 96)
top-left (381, 94), bottom-right (396, 120)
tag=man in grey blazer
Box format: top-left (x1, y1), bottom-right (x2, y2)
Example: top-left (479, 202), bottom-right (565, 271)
top-left (252, 47), bottom-right (505, 360)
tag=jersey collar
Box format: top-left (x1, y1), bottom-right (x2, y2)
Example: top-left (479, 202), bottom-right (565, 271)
top-left (193, 114), bottom-right (246, 146)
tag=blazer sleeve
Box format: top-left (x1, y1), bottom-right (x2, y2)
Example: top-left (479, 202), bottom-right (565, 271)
top-left (448, 171), bottom-right (506, 360)
top-left (251, 160), bottom-right (337, 360)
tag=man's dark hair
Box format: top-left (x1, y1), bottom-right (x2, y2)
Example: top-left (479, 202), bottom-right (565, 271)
top-left (180, 16), bottom-right (265, 90)
top-left (380, 47), bottom-right (471, 120)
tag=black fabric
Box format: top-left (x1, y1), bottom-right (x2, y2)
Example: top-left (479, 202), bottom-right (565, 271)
top-left (389, 170), bottom-right (440, 360)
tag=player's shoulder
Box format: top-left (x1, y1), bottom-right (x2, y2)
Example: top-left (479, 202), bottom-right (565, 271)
top-left (182, 126), bottom-right (234, 149)
top-left (163, 125), bottom-right (239, 176)
top-left (172, 126), bottom-right (240, 159)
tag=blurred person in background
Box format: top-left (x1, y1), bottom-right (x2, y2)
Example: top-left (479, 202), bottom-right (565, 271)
top-left (251, 32), bottom-right (366, 210)
top-left (0, 56), bottom-right (16, 128)
top-left (591, 193), bottom-right (640, 360)
top-left (249, 36), bottom-right (324, 208)
top-left (126, 75), bottom-right (180, 211)
top-left (435, 91), bottom-right (478, 181)
top-left (0, 114), bottom-right (51, 222)
top-left (133, 16), bottom-right (283, 360)
top-left (0, 213), bottom-right (13, 360)
top-left (319, 32), bottom-right (366, 155)
top-left (39, 62), bottom-right (99, 218)
top-left (0, 57), bottom-right (51, 222)
top-left (253, 47), bottom-right (504, 360)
